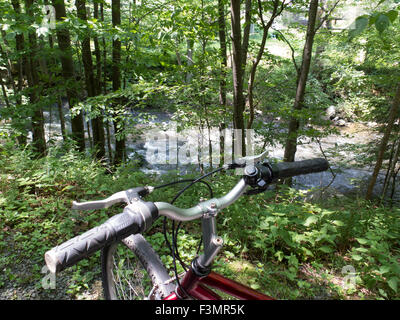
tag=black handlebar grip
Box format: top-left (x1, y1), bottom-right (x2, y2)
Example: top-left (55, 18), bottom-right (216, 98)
top-left (45, 211), bottom-right (143, 273)
top-left (270, 158), bottom-right (329, 180)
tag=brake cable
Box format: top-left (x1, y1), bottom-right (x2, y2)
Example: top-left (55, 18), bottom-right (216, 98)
top-left (153, 168), bottom-right (222, 297)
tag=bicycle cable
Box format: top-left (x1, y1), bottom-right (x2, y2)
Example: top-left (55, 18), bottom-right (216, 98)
top-left (169, 168), bottom-right (222, 270)
top-left (153, 167), bottom-right (222, 297)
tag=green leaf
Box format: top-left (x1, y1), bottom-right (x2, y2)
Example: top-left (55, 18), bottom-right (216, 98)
top-left (375, 13), bottom-right (390, 34)
top-left (61, 185), bottom-right (74, 192)
top-left (351, 254), bottom-right (363, 261)
top-left (319, 246), bottom-right (334, 253)
top-left (349, 16), bottom-right (369, 40)
top-left (356, 238), bottom-right (368, 245)
top-left (385, 10), bottom-right (398, 22)
top-left (378, 265), bottom-right (391, 275)
top-left (250, 283), bottom-right (261, 290)
top-left (302, 247), bottom-right (314, 257)
top-left (388, 277), bottom-right (398, 293)
top-left (275, 251), bottom-right (284, 262)
top-left (378, 288), bottom-right (388, 298)
top-left (332, 220), bottom-right (344, 226)
top-left (304, 215), bottom-right (318, 227)
top-left (369, 13), bottom-right (380, 27)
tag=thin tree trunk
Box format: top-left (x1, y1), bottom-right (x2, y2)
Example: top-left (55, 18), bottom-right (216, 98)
top-left (57, 97), bottom-right (67, 141)
top-left (387, 135), bottom-right (400, 200)
top-left (0, 39), bottom-right (12, 109)
top-left (101, 1), bottom-right (112, 162)
top-left (25, 0), bottom-right (47, 156)
top-left (185, 39), bottom-right (194, 84)
top-left (106, 119), bottom-right (113, 163)
top-left (230, 0), bottom-right (245, 156)
top-left (101, 2), bottom-right (107, 95)
top-left (10, 0), bottom-right (27, 146)
top-left (247, 0), bottom-right (284, 129)
top-left (382, 137), bottom-right (397, 198)
top-left (366, 83), bottom-right (400, 200)
top-left (389, 166), bottom-right (400, 202)
top-left (241, 0), bottom-right (252, 79)
top-left (43, 3), bottom-right (65, 142)
top-left (112, 0), bottom-right (126, 165)
top-left (283, 0), bottom-right (319, 165)
top-left (76, 0), bottom-right (105, 159)
top-left (0, 75), bottom-right (10, 108)
top-left (218, 0), bottom-right (227, 166)
top-left (52, 0), bottom-right (85, 152)
top-left (0, 38), bottom-right (17, 99)
top-left (93, 2), bottom-right (102, 95)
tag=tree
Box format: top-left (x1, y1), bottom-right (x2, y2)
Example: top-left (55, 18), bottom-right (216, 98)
top-left (283, 0), bottom-right (320, 165)
top-left (230, 0), bottom-right (246, 156)
top-left (218, 0), bottom-right (227, 166)
top-left (344, 6), bottom-right (400, 200)
top-left (1, 2), bottom-right (26, 145)
top-left (52, 0), bottom-right (86, 152)
top-left (25, 0), bottom-right (47, 156)
top-left (75, 0), bottom-right (105, 159)
top-left (366, 82), bottom-right (400, 200)
top-left (246, 0), bottom-right (287, 129)
top-left (112, 0), bottom-right (126, 165)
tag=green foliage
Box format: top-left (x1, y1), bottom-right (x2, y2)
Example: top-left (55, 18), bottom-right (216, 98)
top-left (2, 0), bottom-right (400, 301)
top-left (1, 138), bottom-right (400, 299)
top-left (349, 8), bottom-right (399, 40)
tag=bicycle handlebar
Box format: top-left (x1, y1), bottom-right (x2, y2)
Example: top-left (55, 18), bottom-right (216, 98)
top-left (269, 158), bottom-right (329, 181)
top-left (45, 201), bottom-right (158, 273)
top-left (44, 157), bottom-right (329, 273)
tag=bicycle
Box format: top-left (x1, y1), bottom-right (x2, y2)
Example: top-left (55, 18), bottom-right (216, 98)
top-left (44, 152), bottom-right (329, 300)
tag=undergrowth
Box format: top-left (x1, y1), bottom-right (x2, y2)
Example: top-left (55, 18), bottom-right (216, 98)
top-left (0, 138), bottom-right (399, 300)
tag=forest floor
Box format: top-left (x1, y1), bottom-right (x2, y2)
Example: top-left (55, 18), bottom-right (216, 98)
top-left (1, 119), bottom-right (398, 301)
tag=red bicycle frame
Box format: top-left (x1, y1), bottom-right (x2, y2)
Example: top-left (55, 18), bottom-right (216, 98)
top-left (163, 268), bottom-right (274, 300)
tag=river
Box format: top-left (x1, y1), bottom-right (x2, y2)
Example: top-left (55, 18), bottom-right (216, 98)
top-left (40, 102), bottom-right (399, 204)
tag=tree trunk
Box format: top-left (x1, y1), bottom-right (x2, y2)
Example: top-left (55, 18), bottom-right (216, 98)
top-left (25, 0), bottom-right (47, 156)
top-left (386, 135), bottom-right (400, 200)
top-left (76, 0), bottom-right (105, 160)
top-left (218, 0), bottom-right (227, 166)
top-left (241, 0), bottom-right (252, 78)
top-left (366, 83), bottom-right (400, 200)
top-left (0, 75), bottom-right (10, 108)
top-left (57, 97), bottom-right (67, 141)
top-left (230, 0), bottom-right (245, 156)
top-left (101, 2), bottom-right (107, 95)
top-left (10, 0), bottom-right (28, 146)
top-left (52, 0), bottom-right (85, 152)
top-left (93, 2), bottom-right (102, 95)
top-left (283, 0), bottom-right (319, 165)
top-left (112, 0), bottom-right (126, 165)
top-left (247, 0), bottom-right (283, 129)
top-left (185, 39), bottom-right (194, 84)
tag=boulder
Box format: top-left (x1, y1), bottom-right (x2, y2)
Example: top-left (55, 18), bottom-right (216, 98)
top-left (326, 105), bottom-right (336, 120)
top-left (336, 119), bottom-right (347, 127)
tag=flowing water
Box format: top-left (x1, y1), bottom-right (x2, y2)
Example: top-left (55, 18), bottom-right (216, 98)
top-left (39, 102), bottom-right (399, 203)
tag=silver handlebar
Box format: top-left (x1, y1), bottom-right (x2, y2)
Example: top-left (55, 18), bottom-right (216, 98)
top-left (153, 151), bottom-right (267, 221)
top-left (71, 179), bottom-right (248, 222)
top-left (154, 179), bottom-right (248, 221)
top-left (71, 151), bottom-right (268, 214)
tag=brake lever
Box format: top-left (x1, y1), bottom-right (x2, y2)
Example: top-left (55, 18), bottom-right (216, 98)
top-left (71, 186), bottom-right (154, 211)
top-left (224, 151), bottom-right (268, 169)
